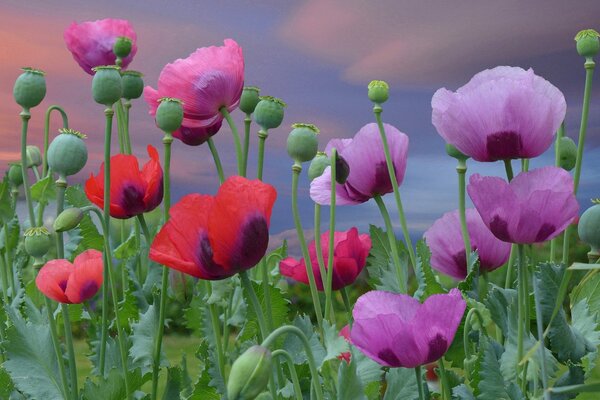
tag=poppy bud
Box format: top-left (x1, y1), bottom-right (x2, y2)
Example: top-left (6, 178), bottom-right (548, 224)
top-left (335, 153), bottom-right (350, 184)
top-left (287, 123), bottom-right (319, 164)
top-left (239, 86), bottom-right (261, 114)
top-left (445, 143), bottom-right (469, 161)
top-left (308, 152), bottom-right (330, 181)
top-left (121, 70), bottom-right (144, 100)
top-left (558, 137), bottom-right (577, 171)
top-left (54, 208), bottom-right (84, 232)
top-left (254, 96), bottom-right (286, 130)
top-left (113, 36), bottom-right (133, 59)
top-left (227, 345), bottom-right (272, 400)
top-left (254, 393), bottom-right (273, 400)
top-left (92, 65), bottom-right (122, 106)
top-left (8, 163), bottom-right (23, 187)
top-left (368, 80), bottom-right (389, 104)
top-left (13, 67), bottom-right (46, 110)
top-left (47, 129), bottom-right (88, 179)
top-left (578, 200), bottom-right (600, 253)
top-left (156, 98), bottom-right (184, 133)
top-left (26, 145), bottom-right (43, 168)
top-left (575, 29), bottom-right (600, 59)
top-left (24, 227), bottom-right (52, 259)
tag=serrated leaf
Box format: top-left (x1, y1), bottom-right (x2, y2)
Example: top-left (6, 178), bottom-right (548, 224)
top-left (571, 300), bottom-right (600, 377)
top-left (413, 240), bottom-right (446, 301)
top-left (239, 279), bottom-right (289, 342)
top-left (65, 185), bottom-right (103, 255)
top-left (550, 366), bottom-right (585, 400)
top-left (571, 270), bottom-right (600, 324)
top-left (484, 285), bottom-right (517, 337)
top-left (283, 315), bottom-right (326, 366)
top-left (0, 217), bottom-right (20, 256)
top-left (30, 175), bottom-right (56, 206)
top-left (337, 356), bottom-right (366, 400)
top-left (266, 240), bottom-right (288, 275)
top-left (82, 367), bottom-right (149, 400)
top-left (353, 348), bottom-right (383, 392)
top-left (0, 176), bottom-right (13, 223)
top-left (383, 367), bottom-right (420, 400)
top-left (366, 224), bottom-right (408, 293)
top-left (323, 320), bottom-right (349, 365)
top-left (0, 367), bottom-right (15, 399)
top-left (452, 384), bottom-right (475, 400)
top-left (162, 366), bottom-right (185, 400)
top-left (458, 252), bottom-right (480, 301)
top-left (130, 303), bottom-right (165, 374)
top-left (115, 288), bottom-right (139, 331)
top-left (114, 233), bottom-right (138, 260)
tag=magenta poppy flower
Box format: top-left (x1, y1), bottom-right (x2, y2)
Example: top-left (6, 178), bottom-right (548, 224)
top-left (424, 209), bottom-right (511, 280)
top-left (279, 227), bottom-right (371, 290)
top-left (432, 66), bottom-right (566, 162)
top-left (64, 18), bottom-right (137, 75)
top-left (467, 166), bottom-right (578, 244)
top-left (351, 289), bottom-right (466, 368)
top-left (310, 123), bottom-right (409, 205)
top-left (143, 39), bottom-right (244, 145)
top-left (36, 250), bottom-right (103, 304)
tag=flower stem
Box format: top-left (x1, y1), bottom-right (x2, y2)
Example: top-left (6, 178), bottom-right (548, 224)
top-left (240, 270), bottom-right (268, 339)
top-left (456, 160), bottom-right (472, 270)
top-left (291, 164), bottom-right (324, 334)
top-left (374, 195), bottom-right (407, 293)
top-left (61, 303), bottom-right (78, 400)
top-left (42, 105), bottom-right (69, 177)
top-left (438, 358), bottom-right (452, 400)
top-left (257, 130), bottom-right (267, 180)
top-left (550, 123), bottom-right (565, 263)
top-left (220, 107), bottom-right (243, 175)
top-left (415, 366), bottom-right (425, 400)
top-left (314, 204), bottom-right (334, 318)
top-left (516, 244), bottom-right (527, 388)
top-left (207, 138), bottom-right (225, 184)
top-left (340, 287), bottom-right (353, 326)
top-left (272, 350), bottom-right (304, 400)
top-left (242, 114), bottom-right (251, 177)
top-left (503, 159), bottom-right (514, 181)
top-left (373, 107), bottom-right (416, 271)
top-left (532, 276), bottom-right (550, 400)
top-left (205, 281), bottom-right (226, 379)
top-left (44, 297), bottom-right (71, 400)
top-left (324, 148), bottom-right (337, 322)
top-left (20, 109), bottom-right (35, 226)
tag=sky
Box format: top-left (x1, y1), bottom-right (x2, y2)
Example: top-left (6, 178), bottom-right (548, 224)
top-left (1, 0), bottom-right (600, 253)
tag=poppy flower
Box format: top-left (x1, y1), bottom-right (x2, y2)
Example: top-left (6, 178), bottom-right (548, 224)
top-left (424, 208), bottom-right (511, 280)
top-left (149, 176), bottom-right (276, 280)
top-left (35, 250), bottom-right (103, 304)
top-left (310, 123), bottom-right (409, 205)
top-left (143, 39), bottom-right (244, 145)
top-left (432, 66), bottom-right (566, 162)
top-left (467, 166), bottom-right (579, 244)
top-left (64, 18), bottom-right (137, 75)
top-left (85, 145), bottom-right (163, 219)
top-left (279, 227), bottom-right (371, 290)
top-left (351, 289), bottom-right (466, 368)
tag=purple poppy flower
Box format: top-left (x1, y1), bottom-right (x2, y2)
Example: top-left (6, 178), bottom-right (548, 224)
top-left (432, 66), bottom-right (566, 162)
top-left (424, 209), bottom-right (511, 280)
top-left (467, 166), bottom-right (578, 244)
top-left (351, 289), bottom-right (466, 368)
top-left (310, 123), bottom-right (409, 205)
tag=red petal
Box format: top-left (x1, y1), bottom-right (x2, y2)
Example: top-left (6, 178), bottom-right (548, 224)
top-left (141, 145), bottom-right (163, 212)
top-left (66, 249), bottom-right (103, 303)
top-left (36, 259), bottom-right (73, 303)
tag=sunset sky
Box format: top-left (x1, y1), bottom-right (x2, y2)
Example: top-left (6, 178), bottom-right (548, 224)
top-left (1, 0), bottom-right (600, 249)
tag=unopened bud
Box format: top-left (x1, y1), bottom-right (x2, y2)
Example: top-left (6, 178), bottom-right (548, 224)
top-left (287, 123), bottom-right (319, 164)
top-left (227, 345), bottom-right (272, 400)
top-left (156, 98), bottom-right (184, 133)
top-left (368, 80), bottom-right (389, 104)
top-left (54, 208), bottom-right (84, 232)
top-left (240, 86), bottom-right (261, 114)
top-left (254, 96), bottom-right (286, 130)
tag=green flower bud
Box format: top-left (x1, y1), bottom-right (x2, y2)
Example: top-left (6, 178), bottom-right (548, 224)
top-left (445, 144), bottom-right (469, 161)
top-left (54, 208), bottom-right (84, 232)
top-left (254, 96), bottom-right (286, 130)
top-left (26, 145), bottom-right (42, 168)
top-left (47, 129), bottom-right (88, 179)
top-left (92, 66), bottom-right (122, 106)
top-left (578, 201), bottom-right (600, 252)
top-left (287, 123), bottom-right (319, 164)
top-left (368, 80), bottom-right (389, 104)
top-left (7, 163), bottom-right (23, 187)
top-left (227, 345), bottom-right (272, 400)
top-left (113, 36), bottom-right (133, 59)
top-left (13, 67), bottom-right (46, 110)
top-left (240, 86), bottom-right (261, 114)
top-left (335, 153), bottom-right (350, 184)
top-left (308, 152), bottom-right (330, 181)
top-left (575, 29), bottom-right (600, 58)
top-left (121, 70), bottom-right (144, 100)
top-left (254, 393), bottom-right (273, 400)
top-left (24, 227), bottom-right (52, 259)
top-left (156, 98), bottom-right (184, 133)
top-left (558, 136), bottom-right (577, 171)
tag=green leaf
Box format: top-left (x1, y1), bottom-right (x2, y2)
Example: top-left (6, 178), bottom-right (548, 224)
top-left (366, 224), bottom-right (408, 293)
top-left (239, 279), bottom-right (289, 342)
top-left (458, 252), bottom-right (480, 301)
top-left (382, 367), bottom-right (420, 400)
top-left (130, 303), bottom-right (165, 374)
top-left (476, 336), bottom-right (523, 400)
top-left (114, 233), bottom-right (138, 260)
top-left (337, 356), bottom-right (366, 400)
top-left (0, 367), bottom-right (15, 399)
top-left (571, 270), bottom-right (600, 322)
top-left (162, 366), bottom-right (185, 400)
top-left (452, 384), bottom-right (475, 400)
top-left (65, 185), bottom-right (103, 255)
top-left (571, 300), bottom-right (600, 377)
top-left (30, 175), bottom-right (56, 206)
top-left (550, 366), bottom-right (585, 400)
top-left (0, 217), bottom-right (20, 256)
top-left (323, 320), bottom-right (349, 366)
top-left (353, 348), bottom-right (383, 394)
top-left (0, 176), bottom-right (13, 223)
top-left (81, 367), bottom-right (149, 400)
top-left (115, 288), bottom-right (139, 331)
top-left (186, 362), bottom-right (220, 400)
top-left (266, 240), bottom-right (288, 276)
top-left (413, 239), bottom-right (446, 301)
top-left (283, 315), bottom-right (326, 366)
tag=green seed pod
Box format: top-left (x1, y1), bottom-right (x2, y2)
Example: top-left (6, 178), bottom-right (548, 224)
top-left (368, 80), bottom-right (389, 104)
top-left (13, 67), bottom-right (46, 109)
top-left (92, 66), bottom-right (122, 106)
top-left (445, 143), bottom-right (469, 161)
top-left (7, 163), bottom-right (23, 187)
top-left (239, 86), bottom-right (261, 114)
top-left (227, 345), bottom-right (272, 400)
top-left (558, 136), bottom-right (577, 171)
top-left (335, 153), bottom-right (350, 184)
top-left (54, 208), bottom-right (84, 232)
top-left (287, 123), bottom-right (319, 164)
top-left (575, 29), bottom-right (600, 58)
top-left (113, 36), bottom-right (133, 59)
top-left (47, 129), bottom-right (88, 178)
top-left (578, 201), bottom-right (600, 252)
top-left (254, 96), bottom-right (286, 130)
top-left (121, 70), bottom-right (144, 100)
top-left (308, 152), bottom-right (330, 181)
top-left (26, 145), bottom-right (43, 168)
top-left (156, 98), bottom-right (184, 133)
top-left (24, 227), bottom-right (52, 258)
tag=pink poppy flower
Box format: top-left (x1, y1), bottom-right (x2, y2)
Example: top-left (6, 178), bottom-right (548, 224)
top-left (432, 66), bottom-right (566, 162)
top-left (467, 166), bottom-right (579, 244)
top-left (64, 18), bottom-right (137, 75)
top-left (424, 209), bottom-right (511, 280)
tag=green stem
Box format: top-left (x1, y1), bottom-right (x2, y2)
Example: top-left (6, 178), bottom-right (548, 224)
top-left (291, 165), bottom-right (324, 334)
top-left (324, 148), bottom-right (337, 322)
top-left (55, 181), bottom-right (67, 257)
top-left (61, 303), bottom-right (78, 400)
top-left (503, 159), bottom-right (514, 181)
top-left (257, 130), bottom-right (267, 180)
top-left (550, 123), bottom-right (565, 263)
top-left (503, 160), bottom-right (516, 290)
top-left (374, 195), bottom-right (407, 293)
top-left (340, 287), bottom-right (353, 326)
top-left (438, 358), bottom-right (451, 400)
top-left (0, 252), bottom-right (10, 304)
top-left (517, 244), bottom-right (526, 387)
top-left (207, 138), bottom-right (225, 184)
top-left (242, 115), bottom-right (251, 177)
top-left (44, 297), bottom-right (71, 400)
top-left (43, 105), bottom-right (69, 177)
top-left (272, 350), bottom-right (304, 400)
top-left (123, 101), bottom-right (133, 154)
top-left (415, 366), bottom-right (425, 400)
top-left (240, 271), bottom-right (268, 339)
top-left (3, 223), bottom-right (15, 297)
top-left (220, 107), bottom-right (243, 174)
top-left (314, 204), bottom-right (334, 318)
top-left (32, 166), bottom-right (41, 181)
top-left (20, 110), bottom-right (35, 226)
top-left (373, 107), bottom-right (416, 270)
top-left (456, 160), bottom-right (472, 271)
top-left (205, 281), bottom-right (226, 380)
top-left (532, 277), bottom-right (550, 400)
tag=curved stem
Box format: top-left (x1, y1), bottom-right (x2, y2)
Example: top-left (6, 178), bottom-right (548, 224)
top-left (20, 110), bottom-right (35, 226)
top-left (324, 148), bottom-right (337, 322)
top-left (415, 366), bottom-right (425, 400)
top-left (61, 303), bottom-right (78, 400)
top-left (207, 138), bottom-right (225, 184)
top-left (463, 307), bottom-right (487, 358)
top-left (373, 195), bottom-right (407, 293)
top-left (220, 107), bottom-right (243, 174)
top-left (242, 115), bottom-right (251, 177)
top-left (456, 160), bottom-right (472, 269)
top-left (44, 297), bottom-right (71, 400)
top-left (272, 350), bottom-right (304, 400)
top-left (257, 130), bottom-right (267, 180)
top-left (43, 105), bottom-right (69, 177)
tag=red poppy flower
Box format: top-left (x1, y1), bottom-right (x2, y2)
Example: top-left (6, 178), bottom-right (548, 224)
top-left (35, 250), bottom-right (103, 304)
top-left (279, 227), bottom-right (371, 291)
top-left (85, 145), bottom-right (163, 219)
top-left (149, 176), bottom-right (277, 280)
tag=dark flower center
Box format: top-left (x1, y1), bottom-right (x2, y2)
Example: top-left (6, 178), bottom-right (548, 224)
top-left (535, 223), bottom-right (556, 242)
top-left (79, 281), bottom-right (99, 301)
top-left (378, 348), bottom-right (400, 366)
top-left (58, 279), bottom-right (68, 292)
top-left (489, 215), bottom-right (512, 242)
top-left (197, 233), bottom-right (229, 280)
top-left (372, 161), bottom-right (394, 196)
top-left (233, 215), bottom-right (269, 270)
top-left (425, 333), bottom-right (448, 364)
top-left (120, 184), bottom-right (146, 216)
top-left (486, 131), bottom-right (522, 161)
